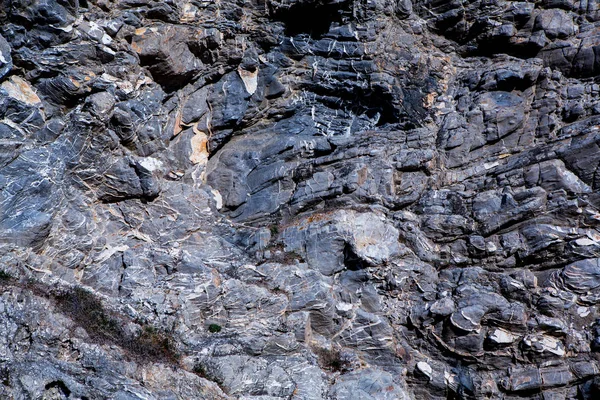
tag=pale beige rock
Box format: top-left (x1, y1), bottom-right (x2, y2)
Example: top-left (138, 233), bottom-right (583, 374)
top-left (238, 67), bottom-right (259, 95)
top-left (189, 130), bottom-right (209, 165)
top-left (1, 76), bottom-right (41, 105)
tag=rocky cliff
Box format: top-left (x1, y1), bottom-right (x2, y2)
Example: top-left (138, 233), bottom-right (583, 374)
top-left (1, 0), bottom-right (600, 398)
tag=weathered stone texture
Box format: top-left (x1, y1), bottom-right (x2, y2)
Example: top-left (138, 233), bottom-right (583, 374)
top-left (1, 0), bottom-right (600, 398)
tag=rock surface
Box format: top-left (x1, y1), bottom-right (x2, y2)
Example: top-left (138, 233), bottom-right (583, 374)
top-left (1, 0), bottom-right (600, 399)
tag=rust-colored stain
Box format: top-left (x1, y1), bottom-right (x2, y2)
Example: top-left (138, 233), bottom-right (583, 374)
top-left (69, 77), bottom-right (81, 88)
top-left (357, 166), bottom-right (368, 186)
top-left (189, 130), bottom-right (209, 165)
top-left (131, 41), bottom-right (142, 54)
top-left (306, 212), bottom-right (333, 224)
top-left (173, 111), bottom-right (183, 137)
top-left (423, 92), bottom-right (436, 109)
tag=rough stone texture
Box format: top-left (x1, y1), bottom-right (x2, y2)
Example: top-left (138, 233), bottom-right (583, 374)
top-left (1, 0), bottom-right (600, 399)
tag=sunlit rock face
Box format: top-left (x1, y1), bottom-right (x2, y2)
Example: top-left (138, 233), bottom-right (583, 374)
top-left (1, 0), bottom-right (600, 398)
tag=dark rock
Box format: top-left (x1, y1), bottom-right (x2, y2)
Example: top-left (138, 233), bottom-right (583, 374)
top-left (0, 34), bottom-right (12, 81)
top-left (396, 0), bottom-right (413, 18)
top-left (558, 259), bottom-right (600, 294)
top-left (131, 26), bottom-right (200, 91)
top-left (208, 71), bottom-right (250, 130)
top-left (0, 0), bottom-right (599, 398)
top-left (181, 86), bottom-right (208, 125)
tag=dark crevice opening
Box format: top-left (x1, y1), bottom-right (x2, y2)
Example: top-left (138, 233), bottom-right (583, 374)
top-left (45, 380), bottom-right (71, 397)
top-left (354, 86), bottom-right (400, 126)
top-left (309, 85), bottom-right (400, 127)
top-left (138, 57), bottom-right (197, 93)
top-left (344, 243), bottom-right (372, 270)
top-left (472, 37), bottom-right (543, 60)
top-left (273, 1), bottom-right (347, 39)
top-left (493, 76), bottom-right (536, 92)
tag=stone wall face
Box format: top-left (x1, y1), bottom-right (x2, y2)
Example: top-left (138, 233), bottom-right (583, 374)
top-left (1, 0), bottom-right (600, 398)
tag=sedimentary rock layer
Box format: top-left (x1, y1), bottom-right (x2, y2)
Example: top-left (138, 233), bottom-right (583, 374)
top-left (1, 0), bottom-right (600, 398)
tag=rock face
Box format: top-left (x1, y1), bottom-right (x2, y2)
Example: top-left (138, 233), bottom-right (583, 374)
top-left (1, 0), bottom-right (600, 399)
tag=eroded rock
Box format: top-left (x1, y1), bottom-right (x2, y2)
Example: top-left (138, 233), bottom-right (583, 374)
top-left (0, 0), bottom-right (600, 398)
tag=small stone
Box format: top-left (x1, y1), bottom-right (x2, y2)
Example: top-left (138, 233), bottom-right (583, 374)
top-left (430, 297), bottom-right (455, 317)
top-left (450, 305), bottom-right (485, 332)
top-left (416, 362), bottom-right (433, 379)
top-left (577, 306), bottom-right (590, 317)
top-left (396, 0), bottom-right (412, 19)
top-left (488, 328), bottom-right (516, 344)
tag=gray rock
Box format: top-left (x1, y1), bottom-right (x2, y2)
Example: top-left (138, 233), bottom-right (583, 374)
top-left (0, 0), bottom-right (599, 398)
top-left (557, 258), bottom-right (600, 294)
top-left (534, 9), bottom-right (577, 40)
top-left (282, 210), bottom-right (404, 275)
top-left (0, 34), bottom-right (12, 81)
top-left (330, 369), bottom-right (411, 400)
top-left (396, 0), bottom-right (413, 18)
